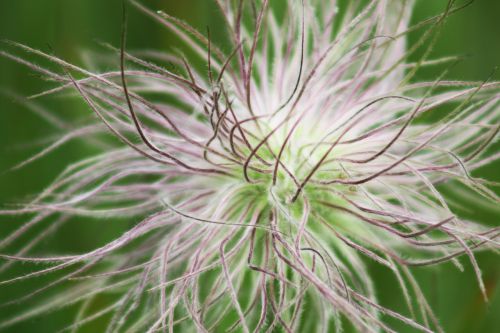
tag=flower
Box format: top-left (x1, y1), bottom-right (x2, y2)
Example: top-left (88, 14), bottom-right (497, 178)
top-left (0, 0), bottom-right (498, 332)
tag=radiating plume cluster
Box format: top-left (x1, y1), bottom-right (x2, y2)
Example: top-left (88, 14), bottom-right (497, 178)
top-left (0, 0), bottom-right (499, 332)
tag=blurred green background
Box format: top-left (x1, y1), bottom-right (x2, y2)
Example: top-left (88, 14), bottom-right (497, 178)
top-left (0, 0), bottom-right (498, 332)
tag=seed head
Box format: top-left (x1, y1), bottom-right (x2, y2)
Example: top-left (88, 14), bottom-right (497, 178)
top-left (0, 0), bottom-right (499, 332)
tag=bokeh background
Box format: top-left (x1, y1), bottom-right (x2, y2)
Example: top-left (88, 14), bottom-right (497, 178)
top-left (0, 0), bottom-right (499, 332)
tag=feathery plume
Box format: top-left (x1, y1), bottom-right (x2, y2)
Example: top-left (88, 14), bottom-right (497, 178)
top-left (1, 0), bottom-right (499, 332)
